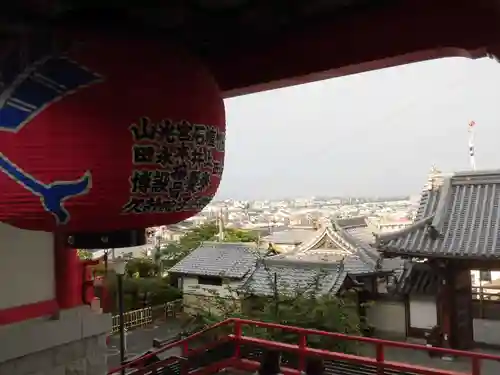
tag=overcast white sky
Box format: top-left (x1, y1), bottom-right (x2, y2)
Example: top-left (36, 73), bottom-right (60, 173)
top-left (215, 57), bottom-right (500, 200)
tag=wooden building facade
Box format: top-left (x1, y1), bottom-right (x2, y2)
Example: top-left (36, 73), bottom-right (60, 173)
top-left (375, 169), bottom-right (500, 350)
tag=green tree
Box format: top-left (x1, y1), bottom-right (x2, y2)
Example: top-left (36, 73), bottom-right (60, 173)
top-left (187, 269), bottom-right (362, 353)
top-left (224, 228), bottom-right (259, 243)
top-left (178, 222), bottom-right (219, 250)
top-left (106, 275), bottom-right (181, 312)
top-left (77, 249), bottom-right (93, 260)
top-left (125, 258), bottom-right (158, 278)
top-left (158, 222), bottom-right (259, 271)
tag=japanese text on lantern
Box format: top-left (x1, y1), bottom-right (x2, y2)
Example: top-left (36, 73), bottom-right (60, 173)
top-left (122, 117), bottom-right (224, 214)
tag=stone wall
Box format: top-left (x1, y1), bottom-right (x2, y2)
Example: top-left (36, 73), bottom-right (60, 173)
top-left (0, 334), bottom-right (107, 375)
top-left (0, 306), bottom-right (111, 375)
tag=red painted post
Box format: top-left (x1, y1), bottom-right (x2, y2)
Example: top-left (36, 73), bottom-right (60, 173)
top-left (471, 357), bottom-right (481, 375)
top-left (54, 234), bottom-right (79, 309)
top-left (375, 343), bottom-right (384, 375)
top-left (234, 320), bottom-right (242, 358)
top-left (298, 333), bottom-right (307, 371)
top-left (181, 340), bottom-right (189, 375)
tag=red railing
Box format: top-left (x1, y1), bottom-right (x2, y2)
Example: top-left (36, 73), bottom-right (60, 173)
top-left (108, 318), bottom-right (500, 375)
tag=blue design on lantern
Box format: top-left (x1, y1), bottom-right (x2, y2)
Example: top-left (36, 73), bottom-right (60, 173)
top-left (0, 52), bottom-right (103, 225)
top-left (0, 154), bottom-right (92, 225)
top-left (0, 55), bottom-right (103, 132)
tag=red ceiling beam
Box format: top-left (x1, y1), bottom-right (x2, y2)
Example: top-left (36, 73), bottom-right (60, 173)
top-left (206, 0), bottom-right (500, 97)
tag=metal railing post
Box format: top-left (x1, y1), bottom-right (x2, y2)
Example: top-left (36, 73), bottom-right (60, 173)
top-left (233, 320), bottom-right (242, 359)
top-left (181, 340), bottom-right (189, 375)
top-left (471, 357), bottom-right (481, 375)
top-left (375, 342), bottom-right (385, 375)
top-left (298, 333), bottom-right (307, 372)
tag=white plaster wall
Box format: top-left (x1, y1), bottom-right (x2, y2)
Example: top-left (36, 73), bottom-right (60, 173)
top-left (182, 276), bottom-right (239, 298)
top-left (473, 319), bottom-right (500, 346)
top-left (409, 296), bottom-right (437, 329)
top-left (367, 301), bottom-right (406, 335)
top-left (0, 223), bottom-right (55, 309)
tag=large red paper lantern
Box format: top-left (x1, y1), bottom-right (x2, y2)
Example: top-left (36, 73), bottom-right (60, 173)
top-left (0, 32), bottom-right (225, 232)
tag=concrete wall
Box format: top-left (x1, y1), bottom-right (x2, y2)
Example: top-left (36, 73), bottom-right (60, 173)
top-left (0, 306), bottom-right (111, 375)
top-left (474, 319), bottom-right (500, 346)
top-left (182, 276), bottom-right (239, 299)
top-left (0, 223), bottom-right (55, 309)
top-left (182, 276), bottom-right (241, 315)
top-left (409, 296), bottom-right (437, 330)
top-left (367, 300), bottom-right (406, 337)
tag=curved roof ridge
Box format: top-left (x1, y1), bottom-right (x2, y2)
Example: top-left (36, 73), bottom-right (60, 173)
top-left (292, 226), bottom-right (333, 253)
top-left (430, 177), bottom-right (453, 233)
top-left (263, 255), bottom-right (344, 269)
top-left (328, 226), bottom-right (358, 253)
top-left (333, 225), bottom-right (379, 267)
top-left (333, 216), bottom-right (368, 229)
top-left (374, 216), bottom-right (434, 246)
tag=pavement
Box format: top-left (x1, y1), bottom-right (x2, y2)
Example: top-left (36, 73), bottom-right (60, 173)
top-left (359, 342), bottom-right (500, 374)
top-left (107, 320), bottom-right (183, 369)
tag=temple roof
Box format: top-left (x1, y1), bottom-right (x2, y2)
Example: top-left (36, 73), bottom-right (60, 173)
top-left (243, 258), bottom-right (348, 297)
top-left (375, 169), bottom-right (500, 260)
top-left (262, 229), bottom-right (318, 245)
top-left (272, 218), bottom-right (405, 276)
top-left (168, 243), bottom-right (258, 279)
top-left (395, 262), bottom-right (440, 295)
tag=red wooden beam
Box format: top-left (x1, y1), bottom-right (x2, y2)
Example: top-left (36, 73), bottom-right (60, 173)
top-left (109, 317), bottom-right (500, 375)
top-left (231, 318), bottom-right (500, 361)
top-left (236, 336), bottom-right (467, 375)
top-left (206, 0), bottom-right (500, 97)
top-left (0, 299), bottom-right (58, 325)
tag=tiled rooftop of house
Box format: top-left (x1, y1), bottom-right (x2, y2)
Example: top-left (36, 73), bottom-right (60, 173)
top-left (168, 243), bottom-right (259, 278)
top-left (375, 169), bottom-right (500, 259)
top-left (262, 229), bottom-right (317, 245)
top-left (243, 258), bottom-right (347, 297)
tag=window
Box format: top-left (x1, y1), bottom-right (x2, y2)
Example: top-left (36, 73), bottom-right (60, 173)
top-left (471, 273), bottom-right (477, 286)
top-left (197, 276), bottom-right (223, 286)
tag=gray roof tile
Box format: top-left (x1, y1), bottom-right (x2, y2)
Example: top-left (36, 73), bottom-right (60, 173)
top-left (395, 262), bottom-right (440, 295)
top-left (243, 258), bottom-right (347, 297)
top-left (262, 229), bottom-right (317, 245)
top-left (333, 218), bottom-right (406, 279)
top-left (335, 216), bottom-right (368, 229)
top-left (168, 243), bottom-right (258, 278)
top-left (376, 170), bottom-right (500, 259)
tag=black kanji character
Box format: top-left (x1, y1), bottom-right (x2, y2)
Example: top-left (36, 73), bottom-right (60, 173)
top-left (212, 160), bottom-right (224, 176)
top-left (130, 117), bottom-right (156, 141)
top-left (169, 181), bottom-right (184, 200)
top-left (197, 196), bottom-right (213, 209)
top-left (186, 171), bottom-right (201, 192)
top-left (142, 197), bottom-right (164, 212)
top-left (133, 145), bottom-right (156, 164)
top-left (191, 146), bottom-right (207, 167)
top-left (155, 145), bottom-right (174, 168)
top-left (198, 171), bottom-right (211, 191)
top-left (176, 195), bottom-right (191, 208)
top-left (215, 129), bottom-right (225, 152)
top-left (122, 197), bottom-right (146, 213)
top-left (151, 170), bottom-right (170, 194)
top-left (206, 126), bottom-right (217, 148)
top-left (202, 150), bottom-right (214, 169)
top-left (130, 170), bottom-right (152, 194)
top-left (161, 199), bottom-right (176, 213)
top-left (156, 119), bottom-right (179, 144)
top-left (171, 164), bottom-right (188, 181)
top-left (174, 143), bottom-right (192, 161)
top-left (192, 124), bottom-right (207, 145)
top-left (184, 198), bottom-right (200, 211)
top-left (178, 120), bottom-right (194, 142)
